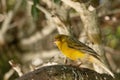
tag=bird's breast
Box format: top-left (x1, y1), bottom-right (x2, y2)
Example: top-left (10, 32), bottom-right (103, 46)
top-left (61, 42), bottom-right (86, 60)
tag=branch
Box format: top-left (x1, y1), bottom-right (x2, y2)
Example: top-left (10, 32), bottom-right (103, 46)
top-left (16, 65), bottom-right (114, 80)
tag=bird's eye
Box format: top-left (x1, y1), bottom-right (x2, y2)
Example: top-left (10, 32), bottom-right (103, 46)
top-left (62, 38), bottom-right (65, 42)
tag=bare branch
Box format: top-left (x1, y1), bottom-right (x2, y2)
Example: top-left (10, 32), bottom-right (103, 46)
top-left (4, 69), bottom-right (15, 80)
top-left (16, 65), bottom-right (114, 80)
top-left (9, 60), bottom-right (23, 77)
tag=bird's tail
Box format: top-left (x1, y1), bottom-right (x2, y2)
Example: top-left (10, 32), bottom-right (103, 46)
top-left (90, 56), bottom-right (114, 78)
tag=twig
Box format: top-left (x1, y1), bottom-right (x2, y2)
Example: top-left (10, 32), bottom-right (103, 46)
top-left (9, 60), bottom-right (23, 77)
top-left (4, 69), bottom-right (15, 80)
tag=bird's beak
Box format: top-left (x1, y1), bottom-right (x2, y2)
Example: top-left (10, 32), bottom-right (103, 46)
top-left (54, 41), bottom-right (56, 44)
top-left (54, 39), bottom-right (60, 45)
top-left (54, 39), bottom-right (58, 44)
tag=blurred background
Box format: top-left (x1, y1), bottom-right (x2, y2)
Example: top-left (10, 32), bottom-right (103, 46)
top-left (0, 0), bottom-right (120, 80)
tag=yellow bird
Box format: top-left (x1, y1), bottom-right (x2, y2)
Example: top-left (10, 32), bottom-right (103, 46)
top-left (54, 34), bottom-right (114, 77)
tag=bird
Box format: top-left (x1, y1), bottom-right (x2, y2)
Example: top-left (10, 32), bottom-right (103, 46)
top-left (54, 34), bottom-right (114, 77)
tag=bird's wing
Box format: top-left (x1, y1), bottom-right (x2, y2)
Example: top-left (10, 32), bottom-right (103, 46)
top-left (67, 37), bottom-right (101, 60)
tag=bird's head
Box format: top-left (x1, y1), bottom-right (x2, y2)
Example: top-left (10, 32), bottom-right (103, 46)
top-left (54, 34), bottom-right (68, 45)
